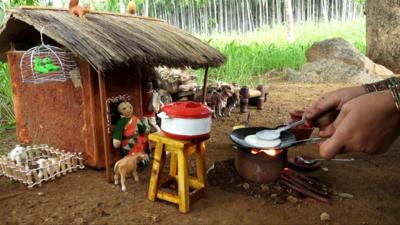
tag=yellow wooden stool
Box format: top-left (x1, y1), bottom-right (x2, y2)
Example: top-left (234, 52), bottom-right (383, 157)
top-left (148, 132), bottom-right (207, 213)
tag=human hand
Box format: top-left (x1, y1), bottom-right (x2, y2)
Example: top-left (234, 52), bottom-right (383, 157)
top-left (305, 86), bottom-right (366, 130)
top-left (318, 90), bottom-right (400, 158)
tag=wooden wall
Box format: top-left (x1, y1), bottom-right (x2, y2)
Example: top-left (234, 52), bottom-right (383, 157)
top-left (7, 51), bottom-right (91, 163)
top-left (7, 51), bottom-right (144, 168)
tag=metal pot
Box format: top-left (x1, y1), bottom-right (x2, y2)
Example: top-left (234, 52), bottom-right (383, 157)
top-left (158, 101), bottom-right (212, 140)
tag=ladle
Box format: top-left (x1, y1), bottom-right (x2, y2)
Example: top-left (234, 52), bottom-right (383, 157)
top-left (295, 156), bottom-right (355, 165)
top-left (256, 114), bottom-right (306, 141)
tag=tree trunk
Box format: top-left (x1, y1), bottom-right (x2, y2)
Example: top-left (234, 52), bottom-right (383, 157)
top-left (366, 0), bottom-right (400, 73)
top-left (285, 0), bottom-right (295, 43)
top-left (119, 0), bottom-right (125, 14)
top-left (144, 0), bottom-right (149, 16)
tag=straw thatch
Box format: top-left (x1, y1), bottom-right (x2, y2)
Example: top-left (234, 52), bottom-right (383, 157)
top-left (0, 8), bottom-right (226, 72)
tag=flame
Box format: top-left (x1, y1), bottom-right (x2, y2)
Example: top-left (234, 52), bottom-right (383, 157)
top-left (250, 149), bottom-right (282, 157)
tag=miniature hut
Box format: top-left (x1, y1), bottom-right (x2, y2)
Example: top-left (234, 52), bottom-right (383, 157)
top-left (0, 7), bottom-right (226, 181)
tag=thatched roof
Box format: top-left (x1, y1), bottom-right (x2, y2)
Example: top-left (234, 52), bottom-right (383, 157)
top-left (0, 7), bottom-right (226, 72)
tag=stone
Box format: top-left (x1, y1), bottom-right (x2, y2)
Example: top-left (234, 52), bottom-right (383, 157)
top-left (320, 212), bottom-right (331, 221)
top-left (288, 38), bottom-right (394, 84)
top-left (261, 184), bottom-right (270, 192)
top-left (38, 192), bottom-right (44, 196)
top-left (72, 217), bottom-right (85, 225)
top-left (242, 183), bottom-right (250, 190)
top-left (338, 192), bottom-right (354, 199)
top-left (270, 193), bottom-right (278, 199)
top-left (286, 195), bottom-right (301, 203)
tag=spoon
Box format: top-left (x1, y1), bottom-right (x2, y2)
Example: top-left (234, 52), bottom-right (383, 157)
top-left (295, 156), bottom-right (355, 165)
top-left (256, 114), bottom-right (306, 141)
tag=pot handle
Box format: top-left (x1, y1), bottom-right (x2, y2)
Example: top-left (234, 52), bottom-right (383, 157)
top-left (157, 112), bottom-right (170, 119)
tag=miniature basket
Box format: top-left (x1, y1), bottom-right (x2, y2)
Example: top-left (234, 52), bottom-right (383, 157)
top-left (19, 27), bottom-right (77, 84)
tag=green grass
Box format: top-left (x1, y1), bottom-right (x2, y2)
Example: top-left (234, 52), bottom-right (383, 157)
top-left (197, 19), bottom-right (366, 85)
top-left (0, 62), bottom-right (15, 130)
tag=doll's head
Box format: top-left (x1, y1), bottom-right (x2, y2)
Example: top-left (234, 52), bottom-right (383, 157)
top-left (117, 101), bottom-right (133, 118)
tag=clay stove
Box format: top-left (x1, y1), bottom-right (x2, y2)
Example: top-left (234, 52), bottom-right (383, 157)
top-left (230, 127), bottom-right (331, 203)
top-left (234, 148), bottom-right (286, 183)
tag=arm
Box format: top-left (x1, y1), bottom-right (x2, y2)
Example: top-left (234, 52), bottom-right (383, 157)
top-left (306, 77), bottom-right (400, 129)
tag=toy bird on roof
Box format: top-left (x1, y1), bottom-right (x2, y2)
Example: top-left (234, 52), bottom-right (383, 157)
top-left (128, 0), bottom-right (136, 15)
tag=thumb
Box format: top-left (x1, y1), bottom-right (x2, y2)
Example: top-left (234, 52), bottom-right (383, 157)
top-left (306, 97), bottom-right (339, 121)
top-left (319, 133), bottom-right (345, 159)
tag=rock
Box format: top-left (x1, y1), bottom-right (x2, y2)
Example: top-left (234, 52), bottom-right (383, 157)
top-left (338, 192), bottom-right (354, 199)
top-left (242, 183), bottom-right (250, 190)
top-left (38, 192), bottom-right (44, 196)
top-left (265, 68), bottom-right (299, 81)
top-left (270, 193), bottom-right (278, 199)
top-left (72, 217), bottom-right (86, 225)
top-left (286, 195), bottom-right (301, 203)
top-left (288, 38), bottom-right (394, 84)
top-left (152, 215), bottom-right (160, 223)
top-left (320, 212), bottom-right (331, 221)
top-left (261, 184), bottom-right (270, 192)
top-left (322, 166), bottom-right (329, 172)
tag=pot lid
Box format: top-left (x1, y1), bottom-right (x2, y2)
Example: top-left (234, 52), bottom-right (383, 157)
top-left (162, 101), bottom-right (212, 119)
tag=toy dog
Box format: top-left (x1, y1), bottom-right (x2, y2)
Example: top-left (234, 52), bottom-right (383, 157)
top-left (114, 152), bottom-right (145, 192)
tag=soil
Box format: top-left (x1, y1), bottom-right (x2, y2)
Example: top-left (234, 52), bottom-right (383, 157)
top-left (1, 82), bottom-right (400, 225)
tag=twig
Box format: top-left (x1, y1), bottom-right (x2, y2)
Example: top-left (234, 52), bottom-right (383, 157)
top-left (281, 179), bottom-right (331, 204)
top-left (0, 190), bottom-right (29, 201)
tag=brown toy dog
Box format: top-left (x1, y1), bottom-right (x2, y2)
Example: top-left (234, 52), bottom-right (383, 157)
top-left (114, 152), bottom-right (145, 192)
top-left (69, 0), bottom-right (90, 19)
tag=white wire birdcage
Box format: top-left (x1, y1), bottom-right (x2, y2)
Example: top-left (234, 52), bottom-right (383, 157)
top-left (19, 27), bottom-right (77, 84)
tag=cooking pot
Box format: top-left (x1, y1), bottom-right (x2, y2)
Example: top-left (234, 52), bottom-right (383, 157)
top-left (158, 101), bottom-right (212, 140)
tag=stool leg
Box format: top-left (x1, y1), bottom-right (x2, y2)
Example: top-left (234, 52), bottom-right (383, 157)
top-left (148, 143), bottom-right (165, 201)
top-left (195, 142), bottom-right (207, 195)
top-left (177, 149), bottom-right (190, 213)
top-left (169, 153), bottom-right (177, 177)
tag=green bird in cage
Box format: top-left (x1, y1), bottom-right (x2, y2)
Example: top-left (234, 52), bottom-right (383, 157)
top-left (42, 57), bottom-right (60, 72)
top-left (34, 57), bottom-right (49, 74)
top-left (33, 57), bottom-right (60, 75)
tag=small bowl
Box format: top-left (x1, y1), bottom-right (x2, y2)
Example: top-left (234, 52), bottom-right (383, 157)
top-left (288, 126), bottom-right (314, 140)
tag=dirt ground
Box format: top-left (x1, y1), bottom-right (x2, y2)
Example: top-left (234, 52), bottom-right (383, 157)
top-left (1, 82), bottom-right (399, 225)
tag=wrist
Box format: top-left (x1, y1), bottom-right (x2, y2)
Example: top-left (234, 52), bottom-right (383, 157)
top-left (355, 86), bottom-right (368, 95)
top-left (389, 85), bottom-right (400, 112)
top-left (362, 83), bottom-right (375, 93)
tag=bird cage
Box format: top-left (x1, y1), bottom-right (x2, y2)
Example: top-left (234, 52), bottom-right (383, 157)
top-left (19, 27), bottom-right (77, 84)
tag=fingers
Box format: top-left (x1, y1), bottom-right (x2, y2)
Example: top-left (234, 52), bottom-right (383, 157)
top-left (318, 124), bottom-right (335, 138)
top-left (289, 110), bottom-right (304, 121)
top-left (313, 110), bottom-right (339, 128)
top-left (306, 94), bottom-right (339, 121)
top-left (318, 109), bottom-right (349, 158)
top-left (319, 132), bottom-right (346, 159)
